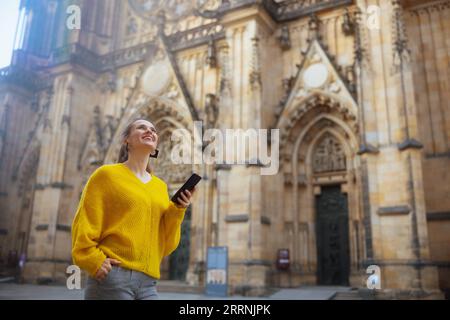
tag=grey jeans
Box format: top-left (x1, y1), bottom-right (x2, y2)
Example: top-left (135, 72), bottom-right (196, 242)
top-left (84, 265), bottom-right (159, 300)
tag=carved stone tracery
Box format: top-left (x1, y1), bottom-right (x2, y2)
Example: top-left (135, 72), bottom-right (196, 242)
top-left (312, 133), bottom-right (346, 173)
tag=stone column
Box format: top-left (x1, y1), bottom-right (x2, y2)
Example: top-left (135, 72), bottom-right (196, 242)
top-left (23, 74), bottom-right (74, 283)
top-left (217, 7), bottom-right (276, 296)
top-left (0, 83), bottom-right (36, 267)
top-left (356, 0), bottom-right (440, 298)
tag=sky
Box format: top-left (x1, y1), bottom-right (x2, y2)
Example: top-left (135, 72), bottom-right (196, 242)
top-left (0, 0), bottom-right (20, 68)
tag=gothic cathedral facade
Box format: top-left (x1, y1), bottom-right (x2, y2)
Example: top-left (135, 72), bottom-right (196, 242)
top-left (0, 0), bottom-right (449, 298)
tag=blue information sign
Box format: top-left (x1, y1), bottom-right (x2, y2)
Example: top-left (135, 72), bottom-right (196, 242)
top-left (205, 246), bottom-right (228, 297)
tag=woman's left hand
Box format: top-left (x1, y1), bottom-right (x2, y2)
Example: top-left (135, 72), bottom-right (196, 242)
top-left (176, 187), bottom-right (196, 208)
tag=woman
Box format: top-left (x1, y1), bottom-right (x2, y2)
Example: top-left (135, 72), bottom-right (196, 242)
top-left (71, 118), bottom-right (195, 300)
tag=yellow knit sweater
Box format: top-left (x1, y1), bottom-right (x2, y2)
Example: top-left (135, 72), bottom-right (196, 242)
top-left (71, 163), bottom-right (186, 279)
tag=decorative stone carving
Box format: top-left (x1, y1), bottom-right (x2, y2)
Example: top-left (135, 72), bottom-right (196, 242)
top-left (275, 77), bottom-right (295, 117)
top-left (165, 83), bottom-right (180, 100)
top-left (391, 0), bottom-right (411, 74)
top-left (93, 106), bottom-right (104, 149)
top-left (126, 16), bottom-right (138, 36)
top-left (219, 44), bottom-right (231, 95)
top-left (341, 8), bottom-right (355, 36)
top-left (206, 39), bottom-right (217, 68)
top-left (353, 7), bottom-right (366, 64)
top-left (328, 81), bottom-right (341, 93)
top-left (295, 88), bottom-right (308, 99)
top-left (205, 93), bottom-right (219, 129)
top-left (78, 106), bottom-right (117, 170)
top-left (274, 37), bottom-right (359, 136)
top-left (128, 0), bottom-right (219, 22)
top-left (249, 37), bottom-right (262, 89)
top-left (166, 23), bottom-right (225, 52)
top-left (278, 26), bottom-right (291, 50)
top-left (194, 0), bottom-right (355, 23)
top-left (195, 0), bottom-right (222, 17)
top-left (313, 133), bottom-right (346, 173)
top-left (104, 115), bottom-right (119, 148)
top-left (107, 71), bottom-right (117, 92)
top-left (307, 14), bottom-right (322, 42)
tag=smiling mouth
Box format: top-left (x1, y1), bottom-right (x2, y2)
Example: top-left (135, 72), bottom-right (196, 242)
top-left (143, 136), bottom-right (155, 141)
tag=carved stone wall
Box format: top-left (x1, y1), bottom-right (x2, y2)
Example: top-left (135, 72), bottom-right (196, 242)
top-left (312, 133), bottom-right (346, 173)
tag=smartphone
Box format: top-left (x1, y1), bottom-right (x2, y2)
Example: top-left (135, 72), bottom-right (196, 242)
top-left (171, 173), bottom-right (202, 205)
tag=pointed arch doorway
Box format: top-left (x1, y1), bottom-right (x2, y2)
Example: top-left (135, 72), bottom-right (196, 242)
top-left (281, 112), bottom-right (361, 288)
top-left (312, 133), bottom-right (350, 286)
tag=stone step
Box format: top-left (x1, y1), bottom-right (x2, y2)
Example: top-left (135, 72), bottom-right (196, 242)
top-left (0, 268), bottom-right (17, 283)
top-left (0, 277), bottom-right (15, 283)
top-left (157, 280), bottom-right (203, 294)
top-left (331, 291), bottom-right (364, 300)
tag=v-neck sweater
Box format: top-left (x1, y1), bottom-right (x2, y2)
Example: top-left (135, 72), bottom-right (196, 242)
top-left (71, 163), bottom-right (186, 279)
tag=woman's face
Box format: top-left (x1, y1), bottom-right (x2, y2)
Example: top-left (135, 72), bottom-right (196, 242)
top-left (126, 120), bottom-right (158, 153)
